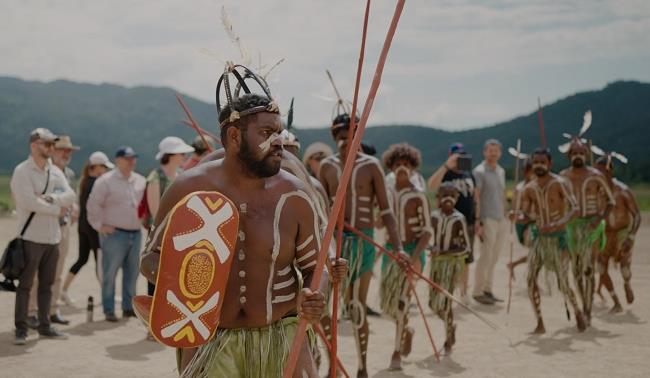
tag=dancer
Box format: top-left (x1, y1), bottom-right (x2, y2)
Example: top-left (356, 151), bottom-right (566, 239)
top-left (380, 143), bottom-right (432, 370)
top-left (429, 182), bottom-right (470, 353)
top-left (518, 148), bottom-right (585, 334)
top-left (319, 113), bottom-right (404, 377)
top-left (559, 113), bottom-right (614, 325)
top-left (594, 153), bottom-right (640, 312)
top-left (140, 65), bottom-right (343, 377)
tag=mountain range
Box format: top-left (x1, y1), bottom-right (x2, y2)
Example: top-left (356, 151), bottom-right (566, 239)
top-left (1, 77), bottom-right (648, 181)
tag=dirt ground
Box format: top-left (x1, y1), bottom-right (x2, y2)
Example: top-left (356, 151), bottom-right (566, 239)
top-left (0, 214), bottom-right (649, 377)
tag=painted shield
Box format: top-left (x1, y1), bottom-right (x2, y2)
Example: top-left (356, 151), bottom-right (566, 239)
top-left (145, 191), bottom-right (238, 348)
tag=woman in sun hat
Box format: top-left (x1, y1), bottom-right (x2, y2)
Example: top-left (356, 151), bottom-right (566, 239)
top-left (61, 151), bottom-right (114, 302)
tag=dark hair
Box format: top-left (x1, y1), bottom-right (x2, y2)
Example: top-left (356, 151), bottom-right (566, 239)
top-left (523, 157), bottom-right (533, 171)
top-left (361, 142), bottom-right (376, 156)
top-left (160, 153), bottom-right (172, 165)
top-left (438, 181), bottom-right (459, 196)
top-left (531, 147), bottom-right (552, 162)
top-left (79, 162), bottom-right (91, 197)
top-left (595, 155), bottom-right (612, 171)
top-left (331, 113), bottom-right (360, 137)
top-left (382, 143), bottom-right (421, 170)
top-left (219, 94), bottom-right (273, 146)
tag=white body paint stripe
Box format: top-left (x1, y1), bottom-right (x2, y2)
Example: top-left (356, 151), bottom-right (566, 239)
top-left (296, 249), bottom-right (316, 263)
top-left (277, 265), bottom-right (291, 276)
top-left (299, 260), bottom-right (317, 270)
top-left (296, 235), bottom-right (314, 251)
top-left (273, 276), bottom-right (296, 290)
top-left (272, 293), bottom-right (296, 303)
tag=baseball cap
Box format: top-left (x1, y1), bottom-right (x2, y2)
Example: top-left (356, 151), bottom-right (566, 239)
top-left (449, 142), bottom-right (466, 155)
top-left (54, 135), bottom-right (81, 150)
top-left (88, 151), bottom-right (115, 169)
top-left (29, 128), bottom-right (59, 143)
top-left (115, 146), bottom-right (138, 158)
top-left (155, 136), bottom-right (195, 160)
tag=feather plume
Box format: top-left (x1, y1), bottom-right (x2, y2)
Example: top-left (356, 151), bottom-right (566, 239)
top-left (562, 133), bottom-right (573, 139)
top-left (611, 152), bottom-right (629, 164)
top-left (508, 147), bottom-right (529, 159)
top-left (558, 142), bottom-right (571, 154)
top-left (590, 145), bottom-right (605, 156)
top-left (261, 58), bottom-right (285, 81)
top-left (579, 110), bottom-right (592, 136)
top-left (220, 6), bottom-right (250, 65)
top-left (287, 98), bottom-right (295, 130)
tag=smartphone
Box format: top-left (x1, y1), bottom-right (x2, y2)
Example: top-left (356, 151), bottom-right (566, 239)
top-left (457, 155), bottom-right (472, 172)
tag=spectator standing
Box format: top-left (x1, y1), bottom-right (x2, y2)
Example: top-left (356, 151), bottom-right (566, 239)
top-left (86, 146), bottom-right (145, 322)
top-left (10, 128), bottom-right (75, 344)
top-left (61, 152), bottom-right (114, 300)
top-left (472, 139), bottom-right (508, 305)
top-left (27, 136), bottom-right (79, 326)
top-left (181, 135), bottom-right (213, 170)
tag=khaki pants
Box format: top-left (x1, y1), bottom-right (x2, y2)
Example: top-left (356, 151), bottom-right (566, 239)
top-left (29, 223), bottom-right (70, 315)
top-left (472, 218), bottom-right (507, 296)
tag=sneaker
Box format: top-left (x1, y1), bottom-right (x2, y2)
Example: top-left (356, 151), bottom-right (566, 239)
top-left (366, 306), bottom-right (381, 317)
top-left (473, 294), bottom-right (495, 305)
top-left (60, 291), bottom-right (75, 306)
top-left (26, 315), bottom-right (40, 330)
top-left (484, 292), bottom-right (504, 303)
top-left (105, 313), bottom-right (119, 322)
top-left (50, 311), bottom-right (70, 325)
top-left (122, 310), bottom-right (137, 318)
top-left (14, 330), bottom-right (27, 345)
top-left (38, 327), bottom-right (68, 340)
top-left (0, 279), bottom-right (17, 292)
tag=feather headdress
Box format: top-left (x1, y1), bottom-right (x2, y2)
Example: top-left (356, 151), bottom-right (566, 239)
top-left (558, 110), bottom-right (592, 153)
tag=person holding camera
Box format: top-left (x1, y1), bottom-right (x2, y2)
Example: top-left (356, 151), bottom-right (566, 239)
top-left (10, 128), bottom-right (76, 345)
top-left (427, 143), bottom-right (480, 303)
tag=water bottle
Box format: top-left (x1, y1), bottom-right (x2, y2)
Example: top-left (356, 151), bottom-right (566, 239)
top-left (86, 296), bottom-right (94, 322)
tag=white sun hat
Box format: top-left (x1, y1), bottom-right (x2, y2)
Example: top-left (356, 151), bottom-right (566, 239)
top-left (155, 136), bottom-right (195, 160)
top-left (88, 151), bottom-right (115, 169)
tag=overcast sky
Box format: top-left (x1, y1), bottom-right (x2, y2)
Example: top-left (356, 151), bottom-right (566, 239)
top-left (1, 0), bottom-right (649, 129)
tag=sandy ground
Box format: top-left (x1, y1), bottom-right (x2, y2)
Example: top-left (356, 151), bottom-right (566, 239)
top-left (0, 215), bottom-right (649, 378)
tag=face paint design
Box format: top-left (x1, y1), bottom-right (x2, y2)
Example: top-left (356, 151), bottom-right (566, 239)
top-left (258, 132), bottom-right (282, 154)
top-left (532, 163), bottom-right (548, 176)
top-left (440, 196), bottom-right (457, 206)
top-left (571, 153), bottom-right (586, 167)
top-left (394, 165), bottom-right (411, 177)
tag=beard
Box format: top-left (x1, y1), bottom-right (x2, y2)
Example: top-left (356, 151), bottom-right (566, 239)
top-left (571, 155), bottom-right (586, 167)
top-left (238, 137), bottom-right (282, 178)
top-left (533, 166), bottom-right (548, 177)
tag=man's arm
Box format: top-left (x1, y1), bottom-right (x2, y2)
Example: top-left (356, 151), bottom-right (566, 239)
top-left (146, 180), bottom-right (161, 219)
top-left (371, 162), bottom-right (403, 252)
top-left (49, 169), bottom-right (76, 208)
top-left (427, 154), bottom-right (459, 191)
top-left (412, 196), bottom-right (433, 260)
top-left (292, 193), bottom-right (325, 324)
top-left (10, 167), bottom-right (60, 216)
top-left (596, 175), bottom-right (615, 225)
top-left (624, 188), bottom-right (641, 236)
top-left (544, 180), bottom-right (577, 233)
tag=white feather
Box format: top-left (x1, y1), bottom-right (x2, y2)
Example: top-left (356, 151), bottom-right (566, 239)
top-left (611, 152), bottom-right (629, 164)
top-left (562, 133), bottom-right (573, 139)
top-left (311, 93), bottom-right (336, 102)
top-left (590, 145), bottom-right (605, 156)
top-left (579, 110), bottom-right (592, 136)
top-left (508, 147), bottom-right (529, 159)
top-left (220, 7), bottom-right (250, 65)
top-left (558, 143), bottom-right (571, 154)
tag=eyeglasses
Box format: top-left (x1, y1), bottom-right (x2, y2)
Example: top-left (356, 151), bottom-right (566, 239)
top-left (37, 141), bottom-right (55, 148)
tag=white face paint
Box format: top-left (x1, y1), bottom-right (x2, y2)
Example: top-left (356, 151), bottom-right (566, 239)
top-left (441, 196), bottom-right (457, 206)
top-left (394, 165), bottom-right (411, 177)
top-left (258, 132), bottom-right (281, 154)
top-left (337, 139), bottom-right (345, 148)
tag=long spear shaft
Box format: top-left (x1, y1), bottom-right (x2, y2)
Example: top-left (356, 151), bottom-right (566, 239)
top-left (175, 93), bottom-right (218, 150)
top-left (283, 2), bottom-right (406, 376)
top-left (537, 98), bottom-right (547, 149)
top-left (344, 223), bottom-right (499, 331)
top-left (330, 2), bottom-right (371, 377)
top-left (507, 139), bottom-right (521, 314)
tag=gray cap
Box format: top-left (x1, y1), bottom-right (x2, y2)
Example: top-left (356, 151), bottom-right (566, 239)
top-left (29, 128), bottom-right (59, 143)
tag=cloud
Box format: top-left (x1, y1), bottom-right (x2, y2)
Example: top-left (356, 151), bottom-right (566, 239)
top-left (0, 0), bottom-right (649, 130)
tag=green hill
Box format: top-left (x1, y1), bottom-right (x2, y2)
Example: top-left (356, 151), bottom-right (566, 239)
top-left (1, 77), bottom-right (649, 181)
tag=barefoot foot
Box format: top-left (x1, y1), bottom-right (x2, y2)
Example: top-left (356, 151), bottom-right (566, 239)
top-left (389, 351), bottom-right (402, 371)
top-left (576, 311), bottom-right (586, 332)
top-left (401, 326), bottom-right (414, 357)
top-left (625, 283), bottom-right (634, 304)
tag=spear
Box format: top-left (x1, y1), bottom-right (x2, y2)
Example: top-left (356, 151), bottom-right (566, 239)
top-left (507, 139), bottom-right (522, 314)
top-left (175, 93), bottom-right (220, 150)
top-left (330, 1), bottom-right (371, 377)
top-left (345, 223), bottom-right (499, 331)
top-left (537, 98), bottom-right (547, 149)
top-left (282, 1), bottom-right (407, 376)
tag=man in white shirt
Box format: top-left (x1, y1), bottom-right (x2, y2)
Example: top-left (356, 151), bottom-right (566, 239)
top-left (86, 146), bottom-right (145, 322)
top-left (10, 128), bottom-right (76, 345)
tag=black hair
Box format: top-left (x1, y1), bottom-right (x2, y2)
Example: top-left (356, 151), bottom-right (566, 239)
top-left (219, 93), bottom-right (273, 146)
top-left (531, 147), bottom-right (552, 162)
top-left (438, 181), bottom-right (459, 197)
top-left (361, 142), bottom-right (376, 156)
top-left (160, 153), bottom-right (172, 165)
